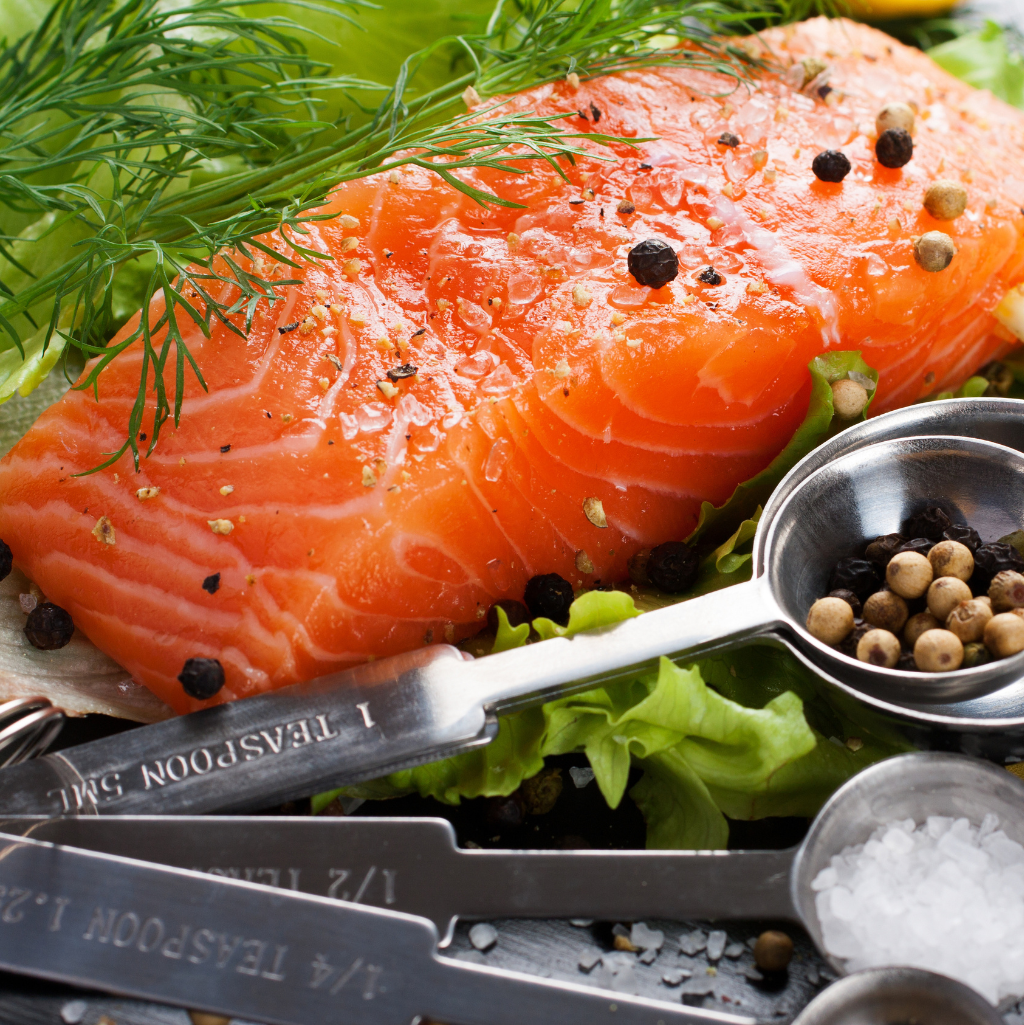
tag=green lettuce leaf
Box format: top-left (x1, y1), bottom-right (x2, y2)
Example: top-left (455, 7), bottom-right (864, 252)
top-left (630, 750), bottom-right (729, 850)
top-left (928, 22), bottom-right (1024, 109)
top-left (531, 589), bottom-right (641, 642)
top-left (491, 605), bottom-right (529, 652)
top-left (686, 352), bottom-right (878, 549)
top-left (544, 656), bottom-right (817, 809)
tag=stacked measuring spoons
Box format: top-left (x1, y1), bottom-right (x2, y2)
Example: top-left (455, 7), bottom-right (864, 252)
top-left (2, 431), bottom-right (1024, 816)
top-left (3, 751), bottom-right (1020, 987)
top-left (0, 828), bottom-right (751, 1025)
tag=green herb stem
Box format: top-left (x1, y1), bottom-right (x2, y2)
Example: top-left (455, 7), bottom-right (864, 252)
top-left (0, 0), bottom-right (825, 470)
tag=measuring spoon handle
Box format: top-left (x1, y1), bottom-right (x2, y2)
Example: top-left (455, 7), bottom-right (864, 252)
top-left (454, 848), bottom-right (798, 924)
top-left (473, 579), bottom-right (781, 713)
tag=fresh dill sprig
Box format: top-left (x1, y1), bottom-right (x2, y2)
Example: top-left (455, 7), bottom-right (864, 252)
top-left (0, 0), bottom-right (815, 471)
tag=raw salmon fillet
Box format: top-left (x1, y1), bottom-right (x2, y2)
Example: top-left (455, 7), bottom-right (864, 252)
top-left (3, 17), bottom-right (1024, 713)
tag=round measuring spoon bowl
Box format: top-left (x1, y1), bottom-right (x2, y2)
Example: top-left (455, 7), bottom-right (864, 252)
top-left (478, 435), bottom-right (1024, 727)
top-left (792, 967), bottom-right (1003, 1025)
top-left (755, 397), bottom-right (1024, 579)
top-left (764, 434), bottom-right (1024, 704)
top-left (791, 751), bottom-right (1024, 983)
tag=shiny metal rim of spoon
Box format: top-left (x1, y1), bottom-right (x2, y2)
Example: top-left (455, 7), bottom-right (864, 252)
top-left (753, 433), bottom-right (1024, 704)
top-left (791, 967), bottom-right (1004, 1025)
top-left (0, 698), bottom-right (64, 767)
top-left (755, 397), bottom-right (1024, 578)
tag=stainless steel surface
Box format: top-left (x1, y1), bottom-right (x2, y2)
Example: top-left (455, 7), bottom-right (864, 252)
top-left (0, 815), bottom-right (796, 945)
top-left (791, 967), bottom-right (1005, 1025)
top-left (2, 750), bottom-right (1015, 989)
top-left (755, 398), bottom-right (1024, 576)
top-left (2, 431), bottom-right (1021, 815)
top-left (0, 831), bottom-right (751, 1025)
top-left (0, 699), bottom-right (63, 768)
top-left (0, 645), bottom-right (500, 815)
top-left (763, 434), bottom-right (1024, 704)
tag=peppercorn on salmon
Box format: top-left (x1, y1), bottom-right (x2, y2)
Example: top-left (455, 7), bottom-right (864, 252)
top-left (3, 17), bottom-right (1024, 714)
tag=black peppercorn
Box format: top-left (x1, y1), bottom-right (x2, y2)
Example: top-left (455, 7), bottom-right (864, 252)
top-left (875, 127), bottom-right (913, 168)
top-left (812, 150), bottom-right (851, 183)
top-left (896, 651), bottom-right (917, 671)
top-left (829, 588), bottom-right (863, 617)
top-left (972, 542), bottom-right (1024, 592)
top-left (943, 524), bottom-right (982, 552)
top-left (717, 132), bottom-right (740, 147)
top-left (178, 657), bottom-right (225, 700)
top-left (523, 573), bottom-right (575, 624)
top-left (24, 602), bottom-right (74, 650)
top-left (828, 557), bottom-right (881, 601)
top-left (0, 539), bottom-right (10, 583)
top-left (202, 573), bottom-right (220, 595)
top-left (386, 364), bottom-right (418, 382)
top-left (487, 598), bottom-right (531, 633)
top-left (838, 622), bottom-right (870, 658)
top-left (903, 504), bottom-right (951, 540)
top-left (697, 266), bottom-right (722, 285)
top-left (627, 239), bottom-right (679, 289)
top-left (896, 537), bottom-right (935, 558)
top-left (864, 533), bottom-right (905, 568)
top-left (647, 541), bottom-right (699, 594)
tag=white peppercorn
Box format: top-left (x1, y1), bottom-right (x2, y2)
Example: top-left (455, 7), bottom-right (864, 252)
top-left (913, 231), bottom-right (956, 273)
top-left (831, 379), bottom-right (868, 420)
top-left (914, 629), bottom-right (964, 672)
top-left (985, 612), bottom-right (1024, 658)
top-left (876, 102), bottom-right (914, 137)
top-left (946, 598), bottom-right (993, 643)
top-left (928, 539), bottom-right (974, 582)
top-left (863, 590), bottom-right (908, 634)
top-left (923, 179), bottom-right (968, 221)
top-left (989, 570), bottom-right (1024, 611)
top-left (806, 596), bottom-right (855, 645)
top-left (904, 611), bottom-right (940, 648)
top-left (857, 628), bottom-right (901, 668)
top-left (886, 551), bottom-right (933, 599)
top-left (926, 576), bottom-right (973, 621)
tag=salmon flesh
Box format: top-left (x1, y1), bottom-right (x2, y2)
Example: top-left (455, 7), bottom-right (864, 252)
top-left (2, 18), bottom-right (1023, 712)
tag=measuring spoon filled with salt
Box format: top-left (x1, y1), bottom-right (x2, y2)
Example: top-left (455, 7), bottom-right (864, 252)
top-left (5, 434), bottom-right (1024, 818)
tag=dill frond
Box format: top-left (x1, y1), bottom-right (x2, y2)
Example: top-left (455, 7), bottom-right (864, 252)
top-left (0, 0), bottom-right (814, 470)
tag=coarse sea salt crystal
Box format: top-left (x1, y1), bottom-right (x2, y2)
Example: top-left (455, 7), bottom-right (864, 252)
top-left (813, 814), bottom-right (1024, 1005)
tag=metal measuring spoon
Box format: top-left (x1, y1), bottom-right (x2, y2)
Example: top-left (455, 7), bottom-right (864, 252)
top-left (0, 436), bottom-right (1020, 817)
top-left (0, 698), bottom-right (63, 767)
top-left (756, 397), bottom-right (1024, 578)
top-left (792, 967), bottom-right (1003, 1025)
top-left (0, 829), bottom-right (752, 1025)
top-left (2, 751), bottom-right (1016, 974)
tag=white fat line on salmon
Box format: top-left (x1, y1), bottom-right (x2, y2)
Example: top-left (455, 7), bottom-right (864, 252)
top-left (709, 193), bottom-right (841, 348)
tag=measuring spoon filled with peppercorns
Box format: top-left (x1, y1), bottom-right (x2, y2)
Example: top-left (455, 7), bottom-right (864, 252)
top-left (768, 435), bottom-right (1024, 704)
top-left (471, 433), bottom-right (1024, 720)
